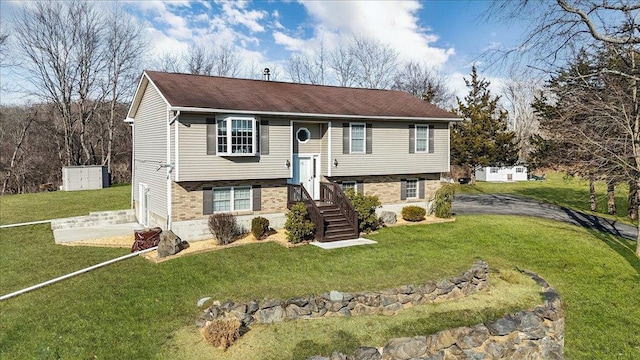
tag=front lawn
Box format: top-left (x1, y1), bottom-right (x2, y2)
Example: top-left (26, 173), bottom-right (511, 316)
top-left (1, 215), bottom-right (638, 359)
top-left (0, 184), bottom-right (131, 225)
top-left (458, 172), bottom-right (633, 222)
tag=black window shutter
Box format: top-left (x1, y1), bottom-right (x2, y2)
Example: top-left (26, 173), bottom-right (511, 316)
top-left (419, 178), bottom-right (425, 199)
top-left (203, 187), bottom-right (213, 215)
top-left (428, 124), bottom-right (435, 153)
top-left (409, 124), bottom-right (415, 154)
top-left (400, 179), bottom-right (407, 200)
top-left (260, 120), bottom-right (269, 155)
top-left (365, 123), bottom-right (372, 154)
top-left (343, 123), bottom-right (350, 154)
top-left (206, 119), bottom-right (216, 155)
top-left (357, 180), bottom-right (364, 194)
top-left (252, 185), bottom-right (261, 211)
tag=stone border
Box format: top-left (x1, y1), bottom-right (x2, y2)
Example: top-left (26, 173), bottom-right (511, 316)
top-left (197, 260), bottom-right (488, 328)
top-left (308, 269), bottom-right (564, 360)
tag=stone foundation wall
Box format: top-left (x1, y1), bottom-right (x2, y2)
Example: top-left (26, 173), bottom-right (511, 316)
top-left (197, 261), bottom-right (488, 328)
top-left (309, 269), bottom-right (564, 360)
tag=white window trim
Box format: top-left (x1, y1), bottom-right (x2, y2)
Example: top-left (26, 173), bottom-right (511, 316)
top-left (212, 186), bottom-right (253, 213)
top-left (296, 127), bottom-right (311, 144)
top-left (515, 167), bottom-right (524, 173)
top-left (350, 122), bottom-right (366, 154)
top-left (406, 178), bottom-right (418, 199)
top-left (415, 124), bottom-right (429, 153)
top-left (341, 181), bottom-right (357, 193)
top-left (216, 115), bottom-right (257, 156)
top-left (490, 167), bottom-right (499, 173)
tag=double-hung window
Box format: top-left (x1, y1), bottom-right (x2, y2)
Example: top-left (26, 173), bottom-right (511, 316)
top-left (212, 186), bottom-right (252, 212)
top-left (490, 167), bottom-right (499, 173)
top-left (350, 123), bottom-right (365, 154)
top-left (341, 181), bottom-right (357, 193)
top-left (217, 116), bottom-right (256, 156)
top-left (415, 125), bottom-right (428, 153)
top-left (406, 179), bottom-right (418, 199)
top-left (515, 167), bottom-right (524, 173)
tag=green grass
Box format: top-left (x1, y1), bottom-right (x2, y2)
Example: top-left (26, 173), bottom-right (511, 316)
top-left (0, 184), bottom-right (131, 225)
top-left (165, 270), bottom-right (541, 360)
top-left (1, 215), bottom-right (638, 359)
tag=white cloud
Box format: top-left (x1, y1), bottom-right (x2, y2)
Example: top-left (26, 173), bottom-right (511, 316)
top-left (294, 0), bottom-right (455, 68)
top-left (219, 0), bottom-right (267, 33)
top-left (273, 31), bottom-right (306, 51)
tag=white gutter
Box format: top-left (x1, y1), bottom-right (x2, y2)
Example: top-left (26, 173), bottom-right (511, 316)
top-left (169, 106), bottom-right (461, 122)
top-left (0, 246), bottom-right (158, 301)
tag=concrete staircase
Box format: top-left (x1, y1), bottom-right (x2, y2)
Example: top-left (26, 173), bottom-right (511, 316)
top-left (50, 210), bottom-right (137, 230)
top-left (317, 203), bottom-right (359, 242)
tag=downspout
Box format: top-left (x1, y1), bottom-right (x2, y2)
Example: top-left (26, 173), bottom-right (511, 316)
top-left (0, 246), bottom-right (158, 301)
top-left (166, 108), bottom-right (172, 230)
top-left (125, 117), bottom-right (135, 211)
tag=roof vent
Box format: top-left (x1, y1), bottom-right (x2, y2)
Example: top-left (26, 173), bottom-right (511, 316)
top-left (263, 68), bottom-right (271, 81)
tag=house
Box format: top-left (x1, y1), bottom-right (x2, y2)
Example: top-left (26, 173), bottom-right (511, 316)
top-left (126, 71), bottom-right (460, 242)
top-left (476, 166), bottom-right (528, 182)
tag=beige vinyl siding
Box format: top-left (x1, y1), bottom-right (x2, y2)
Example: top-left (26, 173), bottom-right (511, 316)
top-left (178, 115), bottom-right (290, 181)
top-left (133, 82), bottom-right (168, 221)
top-left (293, 122), bottom-right (322, 154)
top-left (330, 121), bottom-right (449, 176)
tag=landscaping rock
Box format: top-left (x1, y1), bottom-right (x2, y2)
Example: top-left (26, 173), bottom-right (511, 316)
top-left (486, 315), bottom-right (517, 336)
top-left (353, 346), bottom-right (381, 360)
top-left (329, 290), bottom-right (344, 301)
top-left (383, 336), bottom-right (427, 359)
top-left (379, 211), bottom-right (397, 224)
top-left (254, 306), bottom-right (285, 323)
top-left (157, 230), bottom-right (188, 258)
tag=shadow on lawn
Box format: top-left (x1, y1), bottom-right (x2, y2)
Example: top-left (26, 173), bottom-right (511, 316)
top-left (292, 330), bottom-right (358, 359)
top-left (516, 187), bottom-right (629, 219)
top-left (583, 228), bottom-right (640, 276)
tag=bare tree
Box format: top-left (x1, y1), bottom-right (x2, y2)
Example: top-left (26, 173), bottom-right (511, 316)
top-left (286, 40), bottom-right (329, 85)
top-left (1, 106), bottom-right (36, 195)
top-left (350, 36), bottom-right (398, 89)
top-left (155, 52), bottom-right (183, 73)
top-left (329, 42), bottom-right (357, 87)
top-left (392, 61), bottom-right (455, 108)
top-left (184, 45), bottom-right (215, 75)
top-left (487, 0), bottom-right (640, 256)
top-left (501, 69), bottom-right (543, 160)
top-left (101, 5), bottom-right (147, 174)
top-left (212, 44), bottom-right (241, 77)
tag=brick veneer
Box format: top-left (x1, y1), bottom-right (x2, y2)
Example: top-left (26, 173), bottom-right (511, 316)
top-left (171, 174), bottom-right (442, 222)
top-left (328, 173), bottom-right (441, 204)
top-left (171, 179), bottom-right (288, 222)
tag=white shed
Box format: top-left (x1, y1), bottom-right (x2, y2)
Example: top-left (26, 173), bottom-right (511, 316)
top-left (62, 166), bottom-right (110, 191)
top-left (476, 166), bottom-right (528, 182)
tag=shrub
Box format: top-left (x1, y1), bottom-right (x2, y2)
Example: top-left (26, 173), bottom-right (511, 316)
top-left (433, 183), bottom-right (456, 218)
top-left (284, 202), bottom-right (315, 243)
top-left (251, 216), bottom-right (270, 240)
top-left (401, 205), bottom-right (426, 222)
top-left (345, 188), bottom-right (382, 233)
top-left (208, 213), bottom-right (240, 245)
top-left (202, 319), bottom-right (244, 350)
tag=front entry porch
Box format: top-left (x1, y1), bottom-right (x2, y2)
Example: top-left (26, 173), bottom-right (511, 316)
top-left (286, 182), bottom-right (359, 242)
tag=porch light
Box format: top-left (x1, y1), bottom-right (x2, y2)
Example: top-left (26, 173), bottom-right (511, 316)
top-left (333, 159), bottom-right (338, 167)
top-left (285, 159), bottom-right (290, 168)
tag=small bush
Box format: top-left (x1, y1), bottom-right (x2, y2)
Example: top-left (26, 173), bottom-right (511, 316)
top-left (202, 319), bottom-right (244, 350)
top-left (251, 216), bottom-right (270, 240)
top-left (401, 205), bottom-right (426, 222)
top-left (345, 188), bottom-right (382, 233)
top-left (208, 213), bottom-right (240, 245)
top-left (433, 183), bottom-right (456, 218)
top-left (284, 202), bottom-right (315, 243)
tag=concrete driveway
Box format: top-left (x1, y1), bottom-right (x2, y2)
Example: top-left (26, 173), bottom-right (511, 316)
top-left (453, 194), bottom-right (637, 241)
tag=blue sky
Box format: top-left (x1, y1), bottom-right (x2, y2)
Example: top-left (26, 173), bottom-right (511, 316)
top-left (0, 0), bottom-right (526, 103)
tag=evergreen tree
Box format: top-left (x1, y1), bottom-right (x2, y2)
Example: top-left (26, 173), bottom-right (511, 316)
top-left (451, 66), bottom-right (519, 183)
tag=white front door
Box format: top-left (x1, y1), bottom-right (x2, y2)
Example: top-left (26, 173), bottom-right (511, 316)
top-left (293, 154), bottom-right (320, 199)
top-left (138, 183), bottom-right (149, 226)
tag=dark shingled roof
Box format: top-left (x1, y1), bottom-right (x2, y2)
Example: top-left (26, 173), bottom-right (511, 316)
top-left (145, 71), bottom-right (458, 120)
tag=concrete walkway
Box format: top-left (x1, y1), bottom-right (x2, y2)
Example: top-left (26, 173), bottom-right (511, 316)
top-left (53, 223), bottom-right (141, 244)
top-left (453, 194), bottom-right (637, 241)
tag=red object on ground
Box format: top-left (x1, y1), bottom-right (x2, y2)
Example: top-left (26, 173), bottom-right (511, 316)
top-left (131, 227), bottom-right (162, 252)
